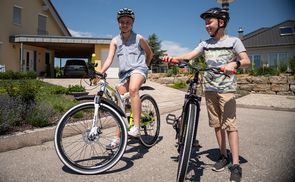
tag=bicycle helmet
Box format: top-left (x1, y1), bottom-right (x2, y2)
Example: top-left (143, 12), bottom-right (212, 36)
top-left (117, 8), bottom-right (135, 21)
top-left (200, 7), bottom-right (229, 27)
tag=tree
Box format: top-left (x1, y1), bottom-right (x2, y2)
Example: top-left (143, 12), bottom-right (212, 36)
top-left (147, 33), bottom-right (166, 67)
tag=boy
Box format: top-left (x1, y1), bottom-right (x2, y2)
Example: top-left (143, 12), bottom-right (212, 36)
top-left (163, 7), bottom-right (250, 182)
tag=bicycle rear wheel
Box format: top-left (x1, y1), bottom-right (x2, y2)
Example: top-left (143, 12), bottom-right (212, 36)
top-left (139, 94), bottom-right (160, 148)
top-left (177, 102), bottom-right (199, 182)
top-left (54, 102), bottom-right (127, 174)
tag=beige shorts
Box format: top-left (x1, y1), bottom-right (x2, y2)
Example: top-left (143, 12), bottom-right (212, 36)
top-left (205, 91), bottom-right (238, 131)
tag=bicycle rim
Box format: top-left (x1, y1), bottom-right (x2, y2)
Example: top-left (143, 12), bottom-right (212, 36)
top-left (54, 102), bottom-right (127, 174)
top-left (177, 103), bottom-right (197, 182)
top-left (139, 94), bottom-right (160, 148)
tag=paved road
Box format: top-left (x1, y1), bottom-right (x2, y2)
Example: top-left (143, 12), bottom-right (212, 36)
top-left (1, 106), bottom-right (294, 182)
top-left (1, 79), bottom-right (295, 181)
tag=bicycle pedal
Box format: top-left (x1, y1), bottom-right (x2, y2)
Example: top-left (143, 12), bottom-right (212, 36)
top-left (166, 114), bottom-right (177, 125)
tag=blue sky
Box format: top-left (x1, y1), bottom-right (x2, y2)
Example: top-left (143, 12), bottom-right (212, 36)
top-left (51, 0), bottom-right (295, 56)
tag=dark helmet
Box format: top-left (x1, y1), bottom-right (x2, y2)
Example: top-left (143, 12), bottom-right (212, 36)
top-left (117, 8), bottom-right (135, 21)
top-left (200, 7), bottom-right (230, 27)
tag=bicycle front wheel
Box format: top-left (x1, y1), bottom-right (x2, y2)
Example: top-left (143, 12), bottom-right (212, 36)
top-left (139, 94), bottom-right (160, 148)
top-left (54, 102), bottom-right (128, 174)
top-left (177, 102), bottom-right (199, 182)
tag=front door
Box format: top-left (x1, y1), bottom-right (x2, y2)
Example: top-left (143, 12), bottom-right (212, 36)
top-left (23, 49), bottom-right (34, 72)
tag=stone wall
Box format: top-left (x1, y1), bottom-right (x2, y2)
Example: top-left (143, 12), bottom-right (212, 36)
top-left (237, 74), bottom-right (295, 95)
top-left (149, 73), bottom-right (295, 95)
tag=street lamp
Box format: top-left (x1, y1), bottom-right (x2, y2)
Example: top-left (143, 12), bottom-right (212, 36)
top-left (216, 0), bottom-right (235, 11)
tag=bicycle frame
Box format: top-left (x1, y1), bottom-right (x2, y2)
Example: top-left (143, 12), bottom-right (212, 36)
top-left (77, 72), bottom-right (156, 136)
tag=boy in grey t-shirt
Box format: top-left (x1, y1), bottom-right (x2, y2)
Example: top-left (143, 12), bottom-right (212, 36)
top-left (163, 7), bottom-right (250, 182)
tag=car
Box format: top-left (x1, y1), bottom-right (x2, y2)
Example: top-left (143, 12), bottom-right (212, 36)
top-left (63, 59), bottom-right (88, 78)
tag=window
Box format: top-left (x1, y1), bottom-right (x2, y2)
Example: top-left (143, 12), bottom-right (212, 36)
top-left (13, 6), bottom-right (22, 25)
top-left (269, 53), bottom-right (277, 67)
top-left (279, 26), bottom-right (295, 36)
top-left (268, 52), bottom-right (288, 68)
top-left (250, 55), bottom-right (261, 69)
top-left (38, 15), bottom-right (48, 35)
top-left (278, 53), bottom-right (288, 66)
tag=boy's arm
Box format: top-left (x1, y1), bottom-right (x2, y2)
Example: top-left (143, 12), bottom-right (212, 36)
top-left (140, 37), bottom-right (153, 66)
top-left (174, 49), bottom-right (200, 61)
top-left (224, 51), bottom-right (251, 72)
top-left (100, 38), bottom-right (117, 73)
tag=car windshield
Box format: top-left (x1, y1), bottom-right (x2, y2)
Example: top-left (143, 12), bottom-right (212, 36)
top-left (66, 60), bottom-right (86, 65)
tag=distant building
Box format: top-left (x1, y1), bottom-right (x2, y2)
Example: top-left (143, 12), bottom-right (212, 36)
top-left (239, 20), bottom-right (295, 70)
top-left (0, 0), bottom-right (113, 77)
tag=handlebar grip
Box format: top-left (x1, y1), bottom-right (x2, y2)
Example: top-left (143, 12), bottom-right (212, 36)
top-left (160, 58), bottom-right (179, 64)
top-left (220, 67), bottom-right (237, 74)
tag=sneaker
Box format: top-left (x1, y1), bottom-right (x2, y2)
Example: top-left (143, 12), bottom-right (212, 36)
top-left (128, 126), bottom-right (140, 137)
top-left (229, 164), bottom-right (242, 182)
top-left (106, 137), bottom-right (120, 150)
top-left (212, 155), bottom-right (229, 172)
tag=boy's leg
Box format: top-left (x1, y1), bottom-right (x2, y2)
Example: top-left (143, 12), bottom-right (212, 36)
top-left (218, 92), bottom-right (239, 165)
top-left (228, 130), bottom-right (239, 165)
top-left (205, 91), bottom-right (229, 171)
top-left (205, 92), bottom-right (227, 156)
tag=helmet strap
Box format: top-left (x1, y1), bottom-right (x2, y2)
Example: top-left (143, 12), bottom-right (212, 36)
top-left (210, 19), bottom-right (225, 38)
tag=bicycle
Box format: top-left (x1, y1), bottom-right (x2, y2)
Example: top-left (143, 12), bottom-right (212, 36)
top-left (54, 64), bottom-right (160, 174)
top-left (164, 59), bottom-right (231, 182)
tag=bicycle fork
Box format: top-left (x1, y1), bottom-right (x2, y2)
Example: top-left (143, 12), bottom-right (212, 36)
top-left (87, 96), bottom-right (102, 141)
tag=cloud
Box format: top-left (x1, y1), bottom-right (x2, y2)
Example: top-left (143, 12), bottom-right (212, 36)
top-left (160, 41), bottom-right (191, 56)
top-left (68, 28), bottom-right (113, 38)
top-left (68, 28), bottom-right (94, 37)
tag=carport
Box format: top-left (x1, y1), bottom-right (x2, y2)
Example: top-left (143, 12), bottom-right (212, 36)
top-left (10, 35), bottom-right (111, 77)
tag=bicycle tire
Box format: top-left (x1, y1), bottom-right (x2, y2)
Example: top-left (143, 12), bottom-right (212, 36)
top-left (54, 102), bottom-right (128, 174)
top-left (139, 94), bottom-right (160, 148)
top-left (177, 102), bottom-right (199, 182)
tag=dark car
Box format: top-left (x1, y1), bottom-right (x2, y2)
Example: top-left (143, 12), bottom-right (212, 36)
top-left (63, 59), bottom-right (88, 78)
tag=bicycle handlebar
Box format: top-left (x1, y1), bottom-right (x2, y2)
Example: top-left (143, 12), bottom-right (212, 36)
top-left (160, 58), bottom-right (236, 74)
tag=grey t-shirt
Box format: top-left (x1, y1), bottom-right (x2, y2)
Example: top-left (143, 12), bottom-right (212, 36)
top-left (194, 36), bottom-right (246, 92)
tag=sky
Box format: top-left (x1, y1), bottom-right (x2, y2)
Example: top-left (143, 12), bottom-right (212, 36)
top-left (51, 0), bottom-right (295, 56)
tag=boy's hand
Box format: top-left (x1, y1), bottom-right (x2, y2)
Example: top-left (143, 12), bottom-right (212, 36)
top-left (222, 62), bottom-right (237, 74)
top-left (161, 56), bottom-right (179, 64)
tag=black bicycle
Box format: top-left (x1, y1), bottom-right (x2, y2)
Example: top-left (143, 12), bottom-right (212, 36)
top-left (165, 60), bottom-right (229, 182)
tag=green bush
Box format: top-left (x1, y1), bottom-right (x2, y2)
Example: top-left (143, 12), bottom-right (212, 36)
top-left (2, 80), bottom-right (40, 103)
top-left (67, 84), bottom-right (86, 93)
top-left (0, 95), bottom-right (25, 134)
top-left (289, 56), bottom-right (295, 75)
top-left (0, 71), bottom-right (37, 79)
top-left (249, 67), bottom-right (278, 76)
top-left (26, 103), bottom-right (54, 127)
top-left (171, 80), bottom-right (187, 89)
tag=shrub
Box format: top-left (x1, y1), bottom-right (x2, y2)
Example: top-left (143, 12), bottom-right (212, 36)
top-left (171, 80), bottom-right (187, 89)
top-left (26, 103), bottom-right (54, 127)
top-left (0, 71), bottom-right (37, 79)
top-left (289, 56), bottom-right (295, 75)
top-left (3, 80), bottom-right (39, 103)
top-left (67, 84), bottom-right (85, 93)
top-left (0, 95), bottom-right (25, 134)
top-left (249, 67), bottom-right (278, 76)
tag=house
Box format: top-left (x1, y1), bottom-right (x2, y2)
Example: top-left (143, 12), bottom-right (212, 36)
top-left (0, 0), bottom-right (113, 77)
top-left (239, 20), bottom-right (295, 70)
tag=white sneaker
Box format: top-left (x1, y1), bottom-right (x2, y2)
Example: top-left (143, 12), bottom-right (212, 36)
top-left (106, 137), bottom-right (120, 150)
top-left (128, 126), bottom-right (140, 137)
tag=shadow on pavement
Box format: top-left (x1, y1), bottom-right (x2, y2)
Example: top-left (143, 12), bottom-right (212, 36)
top-left (169, 148), bottom-right (248, 181)
top-left (61, 136), bottom-right (163, 175)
